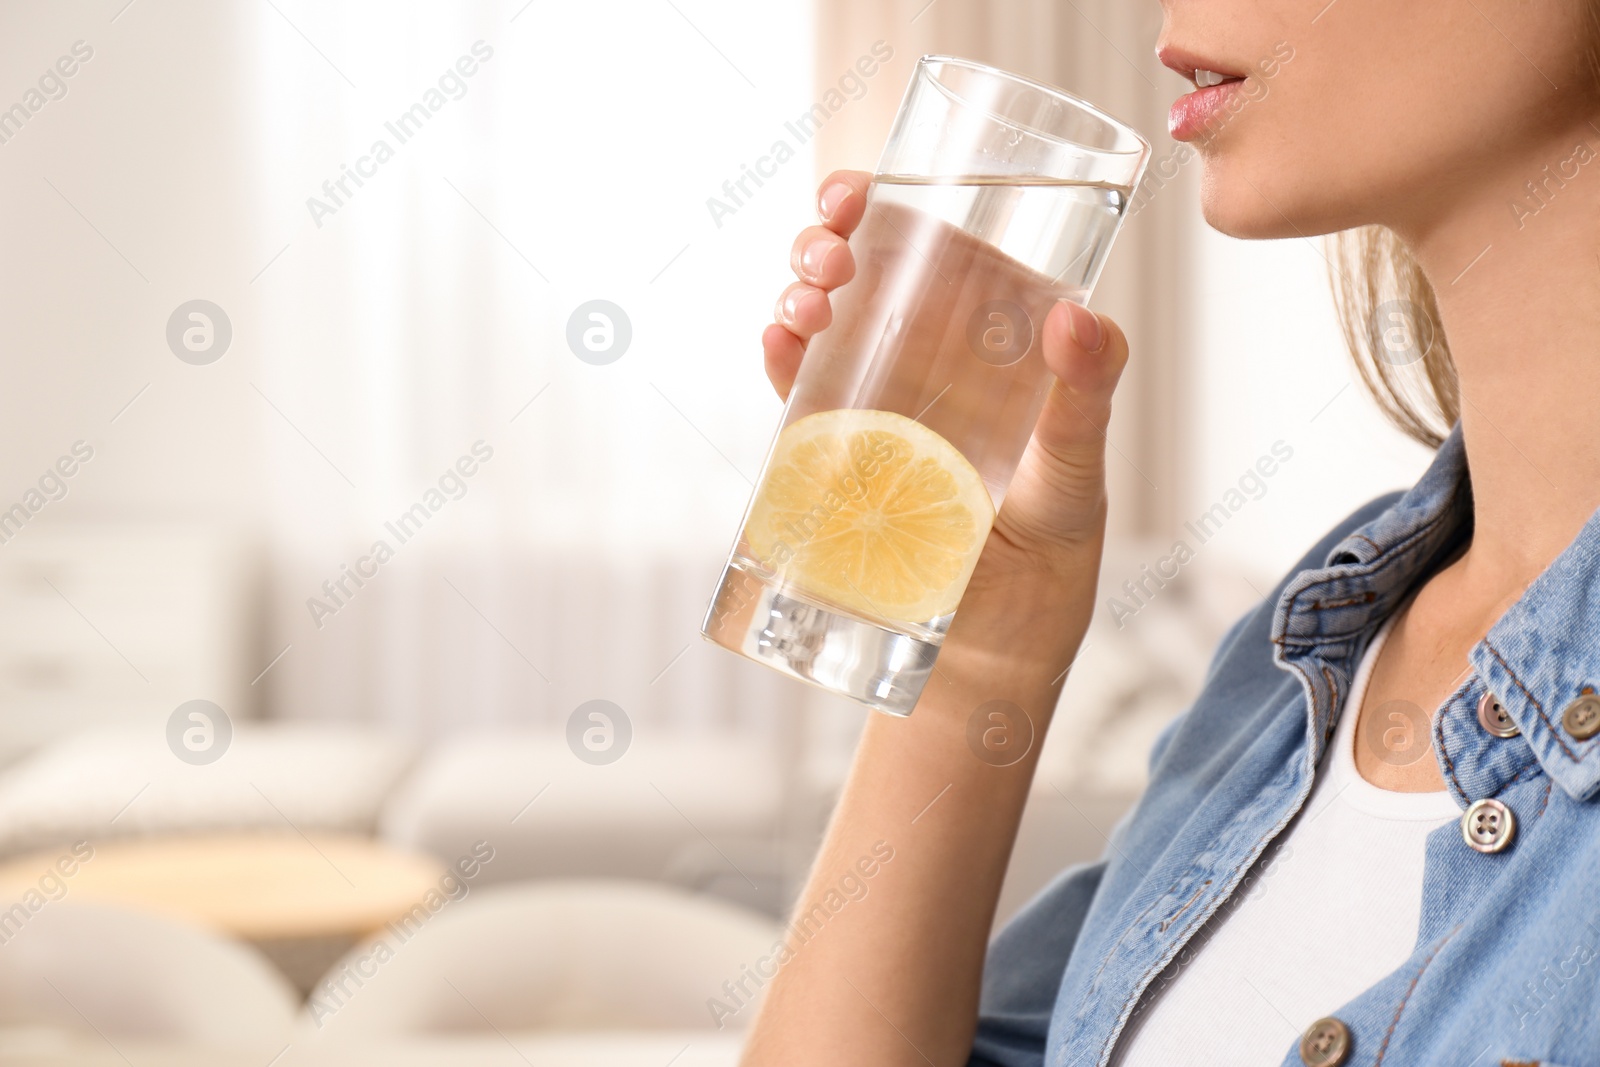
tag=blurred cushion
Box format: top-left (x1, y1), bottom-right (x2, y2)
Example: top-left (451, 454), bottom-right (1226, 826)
top-left (0, 724), bottom-right (416, 858)
top-left (378, 732), bottom-right (787, 912)
top-left (0, 899), bottom-right (296, 1045)
top-left (303, 880), bottom-right (781, 1036)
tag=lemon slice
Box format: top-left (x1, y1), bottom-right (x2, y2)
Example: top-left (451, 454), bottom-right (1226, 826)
top-left (745, 408), bottom-right (995, 625)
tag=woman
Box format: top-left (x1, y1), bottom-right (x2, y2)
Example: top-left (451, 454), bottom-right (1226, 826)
top-left (741, 1), bottom-right (1600, 1065)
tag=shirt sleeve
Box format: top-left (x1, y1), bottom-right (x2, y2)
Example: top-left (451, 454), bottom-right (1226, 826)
top-left (966, 857), bottom-right (1110, 1066)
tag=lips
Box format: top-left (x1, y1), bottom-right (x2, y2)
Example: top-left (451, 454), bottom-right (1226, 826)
top-left (1156, 45), bottom-right (1248, 142)
top-left (1168, 79), bottom-right (1246, 141)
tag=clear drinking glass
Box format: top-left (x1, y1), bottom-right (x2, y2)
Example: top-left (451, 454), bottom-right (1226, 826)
top-left (701, 55), bottom-right (1150, 716)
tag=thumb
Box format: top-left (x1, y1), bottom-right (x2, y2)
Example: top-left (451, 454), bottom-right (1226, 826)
top-left (998, 300), bottom-right (1130, 548)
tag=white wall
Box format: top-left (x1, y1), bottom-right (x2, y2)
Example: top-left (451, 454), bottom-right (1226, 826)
top-left (0, 3), bottom-right (266, 530)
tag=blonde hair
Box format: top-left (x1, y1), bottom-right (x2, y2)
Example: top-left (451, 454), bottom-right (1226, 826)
top-left (1328, 228), bottom-right (1459, 449)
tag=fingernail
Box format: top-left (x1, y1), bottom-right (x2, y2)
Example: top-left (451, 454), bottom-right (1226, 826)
top-left (819, 182), bottom-right (852, 220)
top-left (799, 240), bottom-right (833, 281)
top-left (1066, 301), bottom-right (1104, 353)
top-left (778, 288), bottom-right (808, 324)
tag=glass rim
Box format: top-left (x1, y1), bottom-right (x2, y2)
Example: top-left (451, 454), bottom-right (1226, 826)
top-left (914, 54), bottom-right (1150, 160)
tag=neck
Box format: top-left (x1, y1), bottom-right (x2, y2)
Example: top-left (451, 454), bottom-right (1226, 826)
top-left (1402, 118), bottom-right (1600, 590)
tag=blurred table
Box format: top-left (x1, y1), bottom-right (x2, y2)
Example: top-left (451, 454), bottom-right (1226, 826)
top-left (0, 833), bottom-right (445, 991)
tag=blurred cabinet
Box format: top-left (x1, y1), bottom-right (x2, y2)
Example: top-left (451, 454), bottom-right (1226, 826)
top-left (0, 525), bottom-right (254, 763)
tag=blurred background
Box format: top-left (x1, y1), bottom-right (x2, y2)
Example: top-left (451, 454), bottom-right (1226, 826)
top-left (0, 0), bottom-right (1431, 1063)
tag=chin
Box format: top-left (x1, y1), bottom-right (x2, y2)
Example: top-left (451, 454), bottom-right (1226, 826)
top-left (1195, 155), bottom-right (1352, 241)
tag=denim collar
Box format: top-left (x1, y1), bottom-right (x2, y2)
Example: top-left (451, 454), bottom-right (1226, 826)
top-left (1269, 421), bottom-right (1600, 802)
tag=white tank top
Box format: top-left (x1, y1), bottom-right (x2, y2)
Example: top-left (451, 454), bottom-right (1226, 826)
top-left (1112, 616), bottom-right (1460, 1066)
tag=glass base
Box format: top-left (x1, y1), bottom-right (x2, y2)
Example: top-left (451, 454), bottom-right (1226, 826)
top-left (700, 561), bottom-right (942, 716)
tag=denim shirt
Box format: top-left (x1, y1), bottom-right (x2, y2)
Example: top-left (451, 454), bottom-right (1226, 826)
top-left (970, 422), bottom-right (1600, 1067)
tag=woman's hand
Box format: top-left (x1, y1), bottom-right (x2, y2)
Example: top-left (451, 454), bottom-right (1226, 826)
top-left (762, 170), bottom-right (1132, 592)
top-left (743, 171), bottom-right (1132, 1065)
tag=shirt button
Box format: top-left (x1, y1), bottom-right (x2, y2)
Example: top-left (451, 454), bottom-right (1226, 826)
top-left (1476, 691), bottom-right (1519, 737)
top-left (1299, 1016), bottom-right (1351, 1067)
top-left (1461, 797), bottom-right (1516, 853)
top-left (1562, 693), bottom-right (1600, 741)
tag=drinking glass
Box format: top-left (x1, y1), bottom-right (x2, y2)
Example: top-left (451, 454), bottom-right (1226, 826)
top-left (702, 55), bottom-right (1150, 715)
